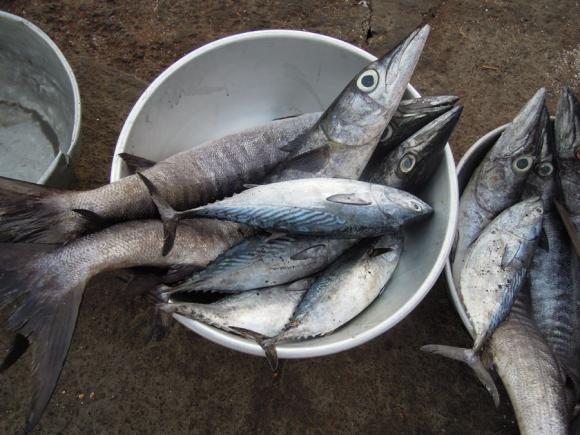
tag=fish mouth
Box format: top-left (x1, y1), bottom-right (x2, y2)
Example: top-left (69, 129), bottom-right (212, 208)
top-left (494, 88), bottom-right (546, 159)
top-left (377, 25), bottom-right (430, 106)
top-left (405, 105), bottom-right (463, 154)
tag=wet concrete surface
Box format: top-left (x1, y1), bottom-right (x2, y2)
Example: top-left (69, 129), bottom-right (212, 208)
top-left (0, 1), bottom-right (578, 433)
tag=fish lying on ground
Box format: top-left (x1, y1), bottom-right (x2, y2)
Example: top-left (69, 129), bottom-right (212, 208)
top-left (451, 88), bottom-right (545, 287)
top-left (235, 232), bottom-right (403, 370)
top-left (423, 197), bottom-right (544, 405)
top-left (365, 105), bottom-right (463, 192)
top-left (141, 175), bottom-right (432, 242)
top-left (158, 278), bottom-right (315, 337)
top-left (489, 290), bottom-right (569, 435)
top-left (157, 236), bottom-right (356, 297)
top-left (0, 218), bottom-right (251, 432)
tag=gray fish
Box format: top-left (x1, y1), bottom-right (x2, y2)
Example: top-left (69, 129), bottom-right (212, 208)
top-left (235, 232), bottom-right (403, 370)
top-left (144, 177), bottom-right (432, 239)
top-left (378, 95), bottom-right (459, 152)
top-left (366, 105), bottom-right (463, 192)
top-left (268, 25), bottom-right (430, 182)
top-left (489, 290), bottom-right (569, 435)
top-left (0, 113), bottom-right (320, 244)
top-left (0, 218), bottom-right (251, 432)
top-left (451, 89), bottom-right (545, 286)
top-left (158, 278), bottom-right (315, 337)
top-left (554, 87), bottom-right (580, 236)
top-left (422, 197), bottom-right (544, 405)
top-left (158, 235), bottom-right (355, 297)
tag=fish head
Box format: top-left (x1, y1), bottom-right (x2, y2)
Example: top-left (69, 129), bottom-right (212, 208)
top-left (503, 197), bottom-right (544, 241)
top-left (385, 105), bottom-right (463, 189)
top-left (319, 25), bottom-right (429, 147)
top-left (476, 89), bottom-right (546, 212)
top-left (555, 86), bottom-right (580, 162)
top-left (371, 184), bottom-right (433, 225)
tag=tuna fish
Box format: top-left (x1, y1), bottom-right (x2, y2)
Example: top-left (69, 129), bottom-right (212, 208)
top-left (423, 198), bottom-right (544, 405)
top-left (158, 278), bottom-right (315, 337)
top-left (235, 232), bottom-right (403, 370)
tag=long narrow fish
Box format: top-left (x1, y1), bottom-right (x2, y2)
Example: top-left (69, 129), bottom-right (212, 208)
top-left (365, 105), bottom-right (463, 192)
top-left (143, 176), bottom-right (432, 239)
top-left (451, 89), bottom-right (545, 286)
top-left (235, 232), bottom-right (403, 370)
top-left (378, 95), bottom-right (459, 152)
top-left (0, 218), bottom-right (251, 432)
top-left (489, 291), bottom-right (569, 435)
top-left (268, 25), bottom-right (430, 182)
top-left (554, 86), bottom-right (580, 236)
top-left (158, 278), bottom-right (315, 337)
top-left (0, 113), bottom-right (319, 244)
top-left (422, 198), bottom-right (544, 405)
top-left (158, 236), bottom-right (355, 297)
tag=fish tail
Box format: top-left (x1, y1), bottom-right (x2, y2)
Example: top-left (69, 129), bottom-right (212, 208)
top-left (229, 326), bottom-right (279, 372)
top-left (421, 344), bottom-right (500, 407)
top-left (0, 243), bottom-right (89, 432)
top-left (0, 176), bottom-right (86, 244)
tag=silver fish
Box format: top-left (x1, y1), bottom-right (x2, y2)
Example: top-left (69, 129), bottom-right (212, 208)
top-left (268, 25), bottom-right (430, 182)
top-left (148, 177), bottom-right (432, 239)
top-left (158, 236), bottom-right (355, 297)
top-left (159, 278), bottom-right (315, 337)
top-left (554, 87), bottom-right (580, 236)
top-left (451, 89), bottom-right (545, 286)
top-left (422, 197), bottom-right (544, 405)
top-left (378, 95), bottom-right (459, 152)
top-left (0, 113), bottom-right (320, 244)
top-left (489, 290), bottom-right (569, 435)
top-left (236, 232), bottom-right (403, 370)
top-left (366, 105), bottom-right (463, 192)
top-left (0, 218), bottom-right (251, 431)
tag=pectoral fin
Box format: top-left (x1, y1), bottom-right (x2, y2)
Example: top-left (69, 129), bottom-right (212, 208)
top-left (118, 152), bottom-right (156, 173)
top-left (290, 244), bottom-right (327, 260)
top-left (500, 241), bottom-right (525, 270)
top-left (326, 193), bottom-right (372, 206)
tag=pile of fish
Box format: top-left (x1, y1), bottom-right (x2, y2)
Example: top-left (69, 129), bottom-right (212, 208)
top-left (0, 25), bottom-right (464, 432)
top-left (423, 87), bottom-right (579, 434)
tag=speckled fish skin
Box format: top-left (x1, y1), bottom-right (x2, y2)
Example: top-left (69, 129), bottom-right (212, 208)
top-left (377, 95), bottom-right (459, 153)
top-left (0, 113), bottom-right (320, 244)
top-left (158, 236), bottom-right (356, 296)
top-left (489, 291), bottom-right (569, 435)
top-left (268, 232), bottom-right (402, 344)
top-left (0, 218), bottom-right (251, 432)
top-left (268, 25), bottom-right (430, 182)
top-left (554, 86), bottom-right (580, 235)
top-left (182, 178), bottom-right (432, 238)
top-left (459, 197), bottom-right (544, 351)
top-left (159, 278), bottom-right (315, 337)
top-left (367, 105), bottom-right (463, 192)
top-left (452, 89), bottom-right (546, 286)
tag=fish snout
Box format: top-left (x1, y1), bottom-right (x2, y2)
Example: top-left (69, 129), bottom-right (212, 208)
top-left (371, 184), bottom-right (433, 225)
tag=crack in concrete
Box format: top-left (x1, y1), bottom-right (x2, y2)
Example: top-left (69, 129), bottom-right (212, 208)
top-left (362, 0), bottom-right (374, 44)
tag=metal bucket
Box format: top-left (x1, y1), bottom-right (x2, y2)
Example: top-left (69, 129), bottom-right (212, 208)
top-left (112, 30), bottom-right (459, 359)
top-left (0, 11), bottom-right (81, 186)
top-left (444, 124), bottom-right (509, 336)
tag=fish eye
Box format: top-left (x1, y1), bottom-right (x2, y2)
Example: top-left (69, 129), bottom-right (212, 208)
top-left (399, 154), bottom-right (416, 173)
top-left (535, 207), bottom-right (543, 215)
top-left (410, 200), bottom-right (422, 211)
top-left (536, 162), bottom-right (553, 177)
top-left (512, 155), bottom-right (533, 173)
top-left (356, 69), bottom-right (379, 92)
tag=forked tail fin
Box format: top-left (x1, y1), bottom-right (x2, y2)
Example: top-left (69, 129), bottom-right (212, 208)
top-left (421, 344), bottom-right (500, 407)
top-left (0, 243), bottom-right (88, 433)
top-left (229, 326), bottom-right (279, 372)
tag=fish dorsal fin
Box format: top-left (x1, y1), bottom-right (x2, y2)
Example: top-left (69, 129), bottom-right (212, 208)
top-left (117, 152), bottom-right (156, 173)
top-left (265, 232), bottom-right (288, 242)
top-left (243, 184), bottom-right (260, 190)
top-left (326, 193), bottom-right (372, 206)
top-left (369, 247), bottom-right (394, 258)
top-left (290, 244), bottom-right (327, 260)
top-left (500, 241), bottom-right (525, 270)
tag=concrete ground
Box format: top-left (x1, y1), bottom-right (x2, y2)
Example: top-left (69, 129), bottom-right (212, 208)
top-left (0, 1), bottom-right (578, 433)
